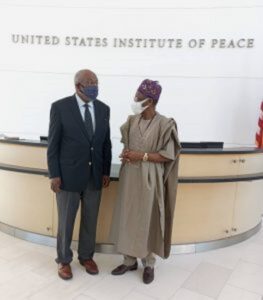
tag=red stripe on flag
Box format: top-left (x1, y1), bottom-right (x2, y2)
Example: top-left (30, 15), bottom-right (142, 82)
top-left (258, 118), bottom-right (263, 128)
top-left (256, 133), bottom-right (262, 147)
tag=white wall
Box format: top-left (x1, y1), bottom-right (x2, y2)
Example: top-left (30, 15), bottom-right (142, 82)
top-left (0, 0), bottom-right (263, 162)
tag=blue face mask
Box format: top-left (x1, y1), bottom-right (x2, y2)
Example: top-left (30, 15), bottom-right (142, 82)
top-left (81, 85), bottom-right (98, 100)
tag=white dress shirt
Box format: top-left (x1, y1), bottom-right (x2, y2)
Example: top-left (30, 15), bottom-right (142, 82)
top-left (75, 93), bottom-right (96, 132)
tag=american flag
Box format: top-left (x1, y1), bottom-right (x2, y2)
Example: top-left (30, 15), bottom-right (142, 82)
top-left (256, 101), bottom-right (263, 148)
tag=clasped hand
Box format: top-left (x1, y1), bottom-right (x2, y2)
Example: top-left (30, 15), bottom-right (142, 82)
top-left (119, 149), bottom-right (144, 163)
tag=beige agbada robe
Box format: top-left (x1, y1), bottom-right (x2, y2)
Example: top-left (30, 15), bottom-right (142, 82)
top-left (109, 112), bottom-right (181, 259)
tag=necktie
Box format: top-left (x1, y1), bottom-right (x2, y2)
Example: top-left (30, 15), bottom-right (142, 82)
top-left (84, 103), bottom-right (94, 140)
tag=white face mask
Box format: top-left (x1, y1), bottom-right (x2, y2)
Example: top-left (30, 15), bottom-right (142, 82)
top-left (131, 98), bottom-right (149, 115)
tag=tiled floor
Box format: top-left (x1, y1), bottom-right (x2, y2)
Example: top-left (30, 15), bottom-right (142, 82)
top-left (0, 230), bottom-right (263, 300)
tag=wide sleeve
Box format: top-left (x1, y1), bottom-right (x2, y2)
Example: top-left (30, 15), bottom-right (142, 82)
top-left (162, 120), bottom-right (181, 258)
top-left (158, 120), bottom-right (181, 161)
top-left (120, 115), bottom-right (133, 146)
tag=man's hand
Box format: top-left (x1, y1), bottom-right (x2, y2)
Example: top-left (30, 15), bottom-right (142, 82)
top-left (122, 149), bottom-right (144, 163)
top-left (103, 175), bottom-right (110, 188)
top-left (50, 177), bottom-right (61, 193)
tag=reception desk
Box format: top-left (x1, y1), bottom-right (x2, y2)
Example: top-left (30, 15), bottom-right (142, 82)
top-left (0, 139), bottom-right (263, 254)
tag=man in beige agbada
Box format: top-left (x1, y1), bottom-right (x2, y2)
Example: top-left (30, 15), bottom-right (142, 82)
top-left (109, 79), bottom-right (181, 284)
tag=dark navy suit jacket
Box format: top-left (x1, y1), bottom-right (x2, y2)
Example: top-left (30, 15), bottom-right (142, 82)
top-left (47, 95), bottom-right (112, 192)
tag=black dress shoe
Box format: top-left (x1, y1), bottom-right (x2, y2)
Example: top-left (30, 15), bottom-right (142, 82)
top-left (143, 267), bottom-right (154, 284)
top-left (111, 262), bottom-right (138, 275)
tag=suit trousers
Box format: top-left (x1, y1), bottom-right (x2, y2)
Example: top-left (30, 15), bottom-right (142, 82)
top-left (55, 178), bottom-right (102, 264)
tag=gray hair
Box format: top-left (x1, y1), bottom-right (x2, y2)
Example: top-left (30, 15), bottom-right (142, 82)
top-left (74, 69), bottom-right (97, 85)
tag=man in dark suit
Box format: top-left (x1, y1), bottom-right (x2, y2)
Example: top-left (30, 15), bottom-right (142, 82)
top-left (47, 69), bottom-right (112, 280)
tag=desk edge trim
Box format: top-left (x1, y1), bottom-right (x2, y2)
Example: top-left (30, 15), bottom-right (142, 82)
top-left (0, 221), bottom-right (260, 255)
